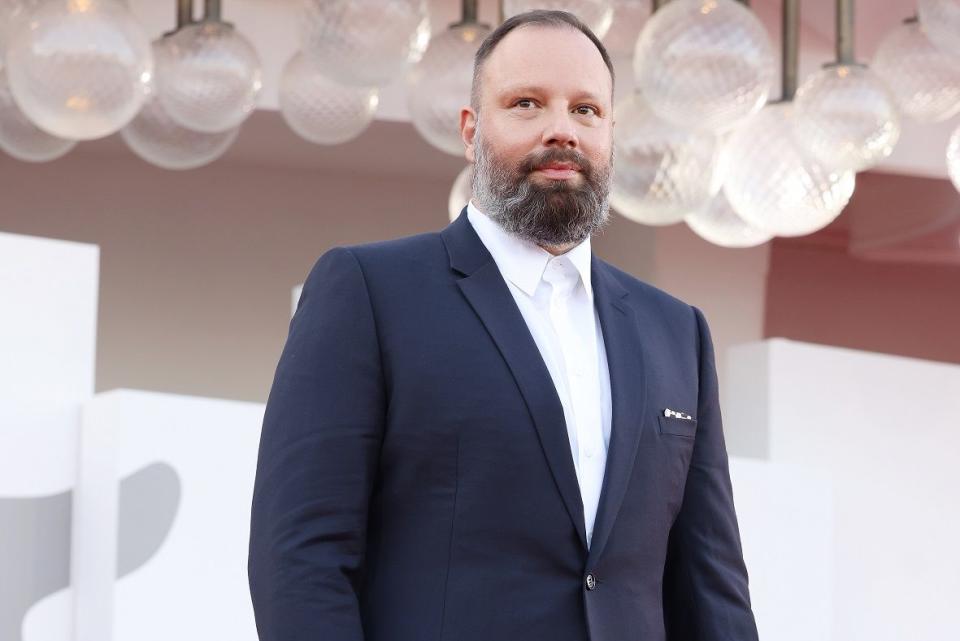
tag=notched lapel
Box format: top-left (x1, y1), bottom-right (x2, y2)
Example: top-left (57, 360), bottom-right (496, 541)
top-left (457, 263), bottom-right (589, 552)
top-left (442, 211), bottom-right (588, 551)
top-left (587, 258), bottom-right (649, 566)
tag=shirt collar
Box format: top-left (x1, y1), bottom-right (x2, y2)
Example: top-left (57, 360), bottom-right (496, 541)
top-left (466, 200), bottom-right (593, 299)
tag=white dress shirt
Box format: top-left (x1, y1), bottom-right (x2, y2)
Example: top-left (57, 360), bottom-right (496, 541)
top-left (467, 200), bottom-right (612, 548)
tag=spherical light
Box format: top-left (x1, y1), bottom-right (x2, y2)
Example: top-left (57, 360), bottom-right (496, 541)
top-left (5, 0), bottom-right (153, 140)
top-left (0, 0), bottom-right (40, 55)
top-left (120, 43), bottom-right (239, 171)
top-left (947, 122), bottom-right (960, 194)
top-left (872, 19), bottom-right (960, 124)
top-left (794, 64), bottom-right (901, 172)
top-left (919, 0), bottom-right (960, 57)
top-left (634, 0), bottom-right (774, 132)
top-left (301, 0), bottom-right (430, 88)
top-left (156, 21), bottom-right (262, 134)
top-left (279, 51), bottom-right (378, 146)
top-left (685, 191), bottom-right (773, 248)
top-left (603, 0), bottom-right (652, 61)
top-left (504, 0), bottom-right (614, 39)
top-left (449, 165), bottom-right (472, 222)
top-left (407, 23), bottom-right (490, 156)
top-left (724, 103), bottom-right (855, 237)
top-left (0, 63), bottom-right (75, 162)
top-left (609, 92), bottom-right (723, 226)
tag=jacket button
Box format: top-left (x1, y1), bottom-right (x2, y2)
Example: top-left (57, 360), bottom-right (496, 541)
top-left (585, 573), bottom-right (597, 591)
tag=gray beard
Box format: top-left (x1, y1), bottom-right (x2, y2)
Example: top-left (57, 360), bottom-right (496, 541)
top-left (470, 122), bottom-right (613, 249)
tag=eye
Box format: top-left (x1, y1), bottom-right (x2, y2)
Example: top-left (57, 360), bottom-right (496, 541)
top-left (513, 98), bottom-right (537, 109)
top-left (575, 105), bottom-right (600, 116)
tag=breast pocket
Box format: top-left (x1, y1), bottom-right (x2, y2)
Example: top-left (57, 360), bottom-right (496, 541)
top-left (657, 414), bottom-right (698, 439)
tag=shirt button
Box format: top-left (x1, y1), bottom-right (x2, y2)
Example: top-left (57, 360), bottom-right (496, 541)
top-left (584, 448), bottom-right (594, 458)
top-left (585, 573), bottom-right (597, 591)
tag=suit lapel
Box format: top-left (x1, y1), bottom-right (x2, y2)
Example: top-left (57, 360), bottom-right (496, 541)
top-left (442, 209), bottom-right (588, 551)
top-left (587, 256), bottom-right (649, 566)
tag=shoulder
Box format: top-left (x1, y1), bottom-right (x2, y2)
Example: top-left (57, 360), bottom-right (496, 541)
top-left (312, 229), bottom-right (447, 275)
top-left (304, 229), bottom-right (452, 299)
top-left (595, 256), bottom-right (696, 320)
top-left (595, 256), bottom-right (712, 362)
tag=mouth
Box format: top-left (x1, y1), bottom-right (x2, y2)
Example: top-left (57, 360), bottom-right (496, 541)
top-left (533, 162), bottom-right (581, 180)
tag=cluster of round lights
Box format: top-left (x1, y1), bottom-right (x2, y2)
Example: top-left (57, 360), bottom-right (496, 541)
top-left (0, 0), bottom-right (432, 169)
top-left (3, 0), bottom-right (960, 245)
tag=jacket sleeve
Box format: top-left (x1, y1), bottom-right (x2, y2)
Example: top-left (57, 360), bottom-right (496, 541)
top-left (248, 247), bottom-right (386, 641)
top-left (662, 306), bottom-right (759, 641)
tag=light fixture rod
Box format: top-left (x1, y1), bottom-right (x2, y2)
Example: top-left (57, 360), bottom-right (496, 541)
top-left (782, 0), bottom-right (799, 100)
top-left (462, 0), bottom-right (478, 23)
top-left (498, 0), bottom-right (505, 24)
top-left (836, 0), bottom-right (855, 64)
top-left (204, 0), bottom-right (222, 22)
top-left (452, 0), bottom-right (485, 28)
top-left (652, 0), bottom-right (668, 11)
top-left (177, 0), bottom-right (193, 29)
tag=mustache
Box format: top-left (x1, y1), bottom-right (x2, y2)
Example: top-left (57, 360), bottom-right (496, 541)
top-left (519, 148), bottom-right (593, 179)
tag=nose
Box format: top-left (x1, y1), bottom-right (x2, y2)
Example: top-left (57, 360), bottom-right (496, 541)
top-left (541, 106), bottom-right (579, 149)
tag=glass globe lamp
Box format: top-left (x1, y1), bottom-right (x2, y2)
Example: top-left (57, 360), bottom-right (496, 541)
top-left (947, 122), bottom-right (960, 195)
top-left (872, 19), bottom-right (960, 124)
top-left (156, 20), bottom-right (262, 134)
top-left (449, 165), bottom-right (472, 221)
top-left (504, 0), bottom-right (614, 39)
top-left (0, 63), bottom-right (75, 162)
top-left (919, 0), bottom-right (960, 57)
top-left (301, 0), bottom-right (430, 88)
top-left (794, 64), bottom-right (901, 172)
top-left (407, 23), bottom-right (490, 156)
top-left (603, 0), bottom-right (652, 61)
top-left (684, 191), bottom-right (773, 248)
top-left (609, 92), bottom-right (723, 226)
top-left (0, 0), bottom-right (40, 56)
top-left (279, 51), bottom-right (379, 145)
top-left (634, 0), bottom-right (774, 132)
top-left (121, 42), bottom-right (240, 170)
top-left (723, 103), bottom-right (856, 237)
top-left (4, 0), bottom-right (153, 140)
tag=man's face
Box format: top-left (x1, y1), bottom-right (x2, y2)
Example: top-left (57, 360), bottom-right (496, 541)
top-left (460, 25), bottom-right (615, 248)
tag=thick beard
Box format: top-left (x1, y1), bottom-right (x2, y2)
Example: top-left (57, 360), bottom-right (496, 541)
top-left (470, 121), bottom-right (613, 248)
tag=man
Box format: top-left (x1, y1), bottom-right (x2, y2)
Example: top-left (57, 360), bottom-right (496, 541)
top-left (248, 10), bottom-right (758, 641)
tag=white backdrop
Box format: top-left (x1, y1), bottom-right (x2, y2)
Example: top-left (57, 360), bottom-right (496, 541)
top-left (726, 339), bottom-right (960, 641)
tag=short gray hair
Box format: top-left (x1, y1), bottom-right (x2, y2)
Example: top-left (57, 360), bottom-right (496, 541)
top-left (470, 9), bottom-right (616, 110)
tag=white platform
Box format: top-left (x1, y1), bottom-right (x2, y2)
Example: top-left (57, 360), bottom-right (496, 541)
top-left (74, 390), bottom-right (264, 641)
top-left (0, 232), bottom-right (98, 404)
top-left (726, 339), bottom-right (960, 641)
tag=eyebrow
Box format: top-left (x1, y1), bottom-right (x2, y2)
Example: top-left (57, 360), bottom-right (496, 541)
top-left (497, 85), bottom-right (605, 104)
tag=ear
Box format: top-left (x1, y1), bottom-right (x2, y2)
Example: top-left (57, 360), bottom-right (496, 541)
top-left (460, 107), bottom-right (477, 163)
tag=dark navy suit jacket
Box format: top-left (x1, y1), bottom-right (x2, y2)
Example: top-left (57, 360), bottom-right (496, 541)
top-left (248, 208), bottom-right (758, 641)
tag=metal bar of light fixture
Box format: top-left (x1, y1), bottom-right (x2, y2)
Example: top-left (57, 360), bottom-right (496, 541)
top-left (204, 0), bottom-right (222, 22)
top-left (452, 0), bottom-right (480, 28)
top-left (782, 0), bottom-right (799, 100)
top-left (498, 0), bottom-right (504, 25)
top-left (835, 0), bottom-right (855, 64)
top-left (462, 0), bottom-right (478, 24)
top-left (652, 0), bottom-right (668, 11)
top-left (177, 0), bottom-right (193, 29)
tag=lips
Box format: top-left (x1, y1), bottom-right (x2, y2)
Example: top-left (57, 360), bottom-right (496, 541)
top-left (537, 162), bottom-right (580, 172)
top-left (535, 162), bottom-right (581, 179)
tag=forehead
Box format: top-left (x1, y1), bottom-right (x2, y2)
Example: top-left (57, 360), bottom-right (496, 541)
top-left (480, 25), bottom-right (612, 104)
